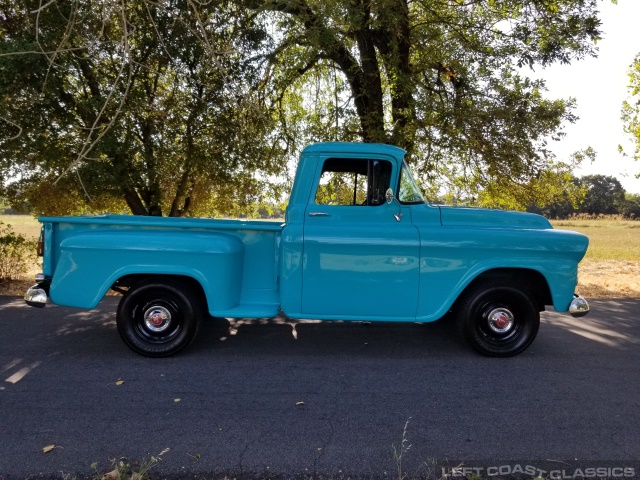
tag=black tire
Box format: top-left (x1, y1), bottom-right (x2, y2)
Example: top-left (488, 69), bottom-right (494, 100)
top-left (116, 280), bottom-right (202, 357)
top-left (455, 282), bottom-right (540, 357)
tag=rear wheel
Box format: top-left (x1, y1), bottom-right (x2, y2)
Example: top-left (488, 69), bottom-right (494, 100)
top-left (456, 282), bottom-right (540, 357)
top-left (116, 280), bottom-right (202, 357)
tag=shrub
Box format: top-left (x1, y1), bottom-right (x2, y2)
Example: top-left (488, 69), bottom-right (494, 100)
top-left (620, 194), bottom-right (640, 220)
top-left (0, 222), bottom-right (37, 281)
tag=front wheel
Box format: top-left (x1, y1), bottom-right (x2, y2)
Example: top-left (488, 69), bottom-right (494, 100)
top-left (456, 282), bottom-right (540, 357)
top-left (116, 280), bottom-right (202, 357)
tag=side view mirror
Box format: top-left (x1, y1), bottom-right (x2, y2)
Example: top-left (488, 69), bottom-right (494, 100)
top-left (385, 188), bottom-right (403, 222)
top-left (385, 188), bottom-right (395, 204)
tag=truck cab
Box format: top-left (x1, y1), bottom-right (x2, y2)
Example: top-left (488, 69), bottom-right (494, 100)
top-left (280, 143), bottom-right (426, 320)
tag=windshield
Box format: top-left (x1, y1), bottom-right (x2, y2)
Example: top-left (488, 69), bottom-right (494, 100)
top-left (398, 161), bottom-right (425, 204)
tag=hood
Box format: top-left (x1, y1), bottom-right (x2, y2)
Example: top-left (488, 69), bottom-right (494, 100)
top-left (438, 206), bottom-right (552, 230)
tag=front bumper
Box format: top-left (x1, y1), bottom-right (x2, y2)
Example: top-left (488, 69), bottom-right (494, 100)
top-left (569, 294), bottom-right (589, 317)
top-left (24, 274), bottom-right (51, 308)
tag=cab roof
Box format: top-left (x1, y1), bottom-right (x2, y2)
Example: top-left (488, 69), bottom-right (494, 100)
top-left (302, 142), bottom-right (406, 159)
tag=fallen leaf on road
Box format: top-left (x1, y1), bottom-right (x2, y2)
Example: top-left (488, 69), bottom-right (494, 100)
top-left (296, 401), bottom-right (305, 406)
top-left (174, 398), bottom-right (181, 403)
top-left (101, 469), bottom-right (120, 480)
top-left (115, 380), bottom-right (124, 386)
top-left (42, 444), bottom-right (57, 453)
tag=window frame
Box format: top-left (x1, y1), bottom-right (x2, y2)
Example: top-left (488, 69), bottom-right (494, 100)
top-left (313, 157), bottom-right (393, 207)
top-left (396, 160), bottom-right (426, 205)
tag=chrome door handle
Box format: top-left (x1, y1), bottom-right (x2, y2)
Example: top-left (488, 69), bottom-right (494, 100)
top-left (308, 212), bottom-right (330, 217)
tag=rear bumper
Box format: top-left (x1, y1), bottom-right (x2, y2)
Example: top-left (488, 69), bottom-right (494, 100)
top-left (24, 274), bottom-right (51, 308)
top-left (569, 294), bottom-right (589, 317)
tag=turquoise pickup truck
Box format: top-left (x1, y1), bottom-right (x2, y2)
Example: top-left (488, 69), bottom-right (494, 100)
top-left (25, 142), bottom-right (590, 357)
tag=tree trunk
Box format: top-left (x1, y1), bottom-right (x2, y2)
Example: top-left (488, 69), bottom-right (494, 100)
top-left (111, 154), bottom-right (151, 216)
top-left (255, 0), bottom-right (389, 144)
top-left (363, 0), bottom-right (415, 153)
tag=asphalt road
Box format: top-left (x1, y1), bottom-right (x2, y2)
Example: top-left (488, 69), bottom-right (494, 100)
top-left (0, 296), bottom-right (639, 480)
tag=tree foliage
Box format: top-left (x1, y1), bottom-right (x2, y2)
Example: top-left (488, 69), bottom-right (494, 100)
top-left (622, 52), bottom-right (640, 162)
top-left (577, 174), bottom-right (626, 215)
top-left (0, 0), bottom-right (608, 215)
top-left (245, 0), bottom-right (603, 208)
top-left (620, 193), bottom-right (640, 219)
top-left (528, 173), bottom-right (640, 219)
top-left (0, 0), bottom-right (288, 217)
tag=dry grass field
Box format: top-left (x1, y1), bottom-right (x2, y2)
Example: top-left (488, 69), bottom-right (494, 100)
top-left (1, 215), bottom-right (639, 298)
top-left (552, 219), bottom-right (640, 298)
top-left (0, 214), bottom-right (42, 238)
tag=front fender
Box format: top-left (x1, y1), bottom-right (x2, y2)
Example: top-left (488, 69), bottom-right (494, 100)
top-left (415, 226), bottom-right (588, 321)
top-left (454, 258), bottom-right (577, 312)
top-left (416, 257), bottom-right (578, 322)
top-left (49, 231), bottom-right (244, 310)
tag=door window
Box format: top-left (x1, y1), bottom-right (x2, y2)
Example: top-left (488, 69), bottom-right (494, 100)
top-left (315, 158), bottom-right (392, 206)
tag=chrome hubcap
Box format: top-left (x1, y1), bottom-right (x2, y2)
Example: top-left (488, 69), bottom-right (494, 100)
top-left (486, 307), bottom-right (514, 334)
top-left (143, 306), bottom-right (172, 333)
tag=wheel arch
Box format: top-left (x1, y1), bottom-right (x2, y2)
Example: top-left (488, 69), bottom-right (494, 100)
top-left (113, 274), bottom-right (208, 310)
top-left (455, 267), bottom-right (552, 312)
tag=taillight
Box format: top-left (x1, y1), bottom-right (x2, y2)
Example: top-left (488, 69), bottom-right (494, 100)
top-left (36, 227), bottom-right (44, 257)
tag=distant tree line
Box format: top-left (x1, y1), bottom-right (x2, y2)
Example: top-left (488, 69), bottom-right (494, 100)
top-left (526, 174), bottom-right (640, 220)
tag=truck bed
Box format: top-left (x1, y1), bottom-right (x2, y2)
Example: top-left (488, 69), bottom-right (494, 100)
top-left (40, 215), bottom-right (284, 317)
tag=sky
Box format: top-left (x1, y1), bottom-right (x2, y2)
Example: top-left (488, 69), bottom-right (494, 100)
top-left (530, 0), bottom-right (640, 194)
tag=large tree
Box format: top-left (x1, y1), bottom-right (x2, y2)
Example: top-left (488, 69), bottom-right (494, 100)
top-left (577, 174), bottom-right (626, 215)
top-left (0, 0), bottom-right (287, 217)
top-left (246, 0), bottom-right (603, 208)
top-left (1, 0), bottom-right (607, 215)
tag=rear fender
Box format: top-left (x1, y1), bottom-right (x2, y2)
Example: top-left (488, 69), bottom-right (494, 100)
top-left (49, 231), bottom-right (244, 311)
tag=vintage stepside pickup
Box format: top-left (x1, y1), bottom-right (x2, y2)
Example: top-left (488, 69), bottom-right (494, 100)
top-left (25, 142), bottom-right (590, 357)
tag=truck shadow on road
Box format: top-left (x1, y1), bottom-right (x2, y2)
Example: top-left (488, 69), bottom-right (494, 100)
top-left (192, 298), bottom-right (640, 359)
top-left (194, 313), bottom-right (472, 358)
top-left (3, 296), bottom-right (639, 360)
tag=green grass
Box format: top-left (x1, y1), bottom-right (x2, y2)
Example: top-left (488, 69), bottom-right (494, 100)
top-left (0, 215), bottom-right (41, 238)
top-left (552, 219), bottom-right (640, 262)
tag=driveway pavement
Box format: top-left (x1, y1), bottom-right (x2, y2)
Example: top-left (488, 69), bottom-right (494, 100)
top-left (0, 296), bottom-right (639, 479)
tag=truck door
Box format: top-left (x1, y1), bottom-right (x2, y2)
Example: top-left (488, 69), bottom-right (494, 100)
top-left (301, 157), bottom-right (420, 319)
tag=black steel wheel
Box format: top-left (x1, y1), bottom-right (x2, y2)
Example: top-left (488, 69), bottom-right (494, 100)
top-left (116, 280), bottom-right (202, 357)
top-left (456, 282), bottom-right (540, 357)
